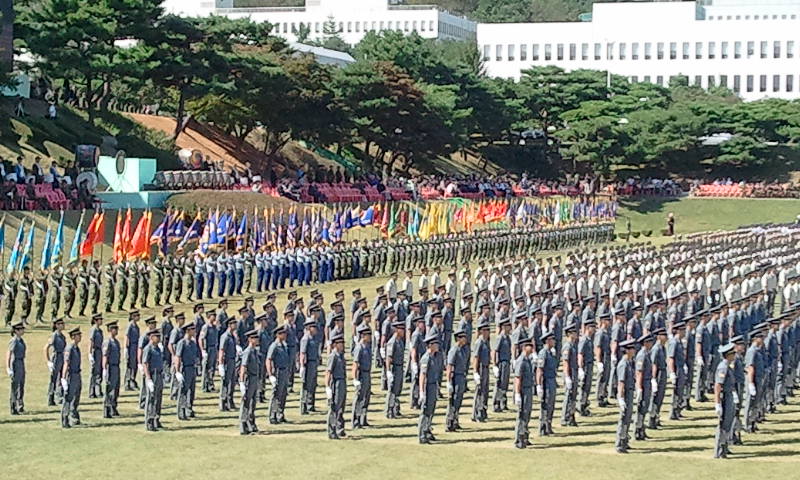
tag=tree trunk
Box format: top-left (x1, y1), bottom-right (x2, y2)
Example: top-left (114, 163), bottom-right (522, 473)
top-left (173, 86), bottom-right (187, 140)
top-left (85, 73), bottom-right (95, 126)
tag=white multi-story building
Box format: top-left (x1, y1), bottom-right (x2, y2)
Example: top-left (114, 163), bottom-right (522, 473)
top-left (478, 1), bottom-right (800, 100)
top-left (163, 0), bottom-right (477, 44)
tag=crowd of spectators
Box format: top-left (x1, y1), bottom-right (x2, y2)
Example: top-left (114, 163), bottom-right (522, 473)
top-left (1, 156), bottom-right (97, 210)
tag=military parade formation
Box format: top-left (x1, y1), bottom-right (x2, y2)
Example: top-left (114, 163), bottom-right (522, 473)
top-left (6, 220), bottom-right (800, 458)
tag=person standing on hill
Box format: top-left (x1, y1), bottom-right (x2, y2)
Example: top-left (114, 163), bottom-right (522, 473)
top-left (667, 213), bottom-right (675, 236)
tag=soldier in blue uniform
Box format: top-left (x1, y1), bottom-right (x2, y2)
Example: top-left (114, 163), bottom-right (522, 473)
top-left (102, 321), bottom-right (121, 418)
top-left (142, 328), bottom-right (165, 431)
top-left (730, 334), bottom-right (746, 445)
top-left (325, 331), bottom-right (347, 439)
top-left (615, 338), bottom-right (638, 453)
top-left (124, 310), bottom-right (140, 391)
top-left (649, 324), bottom-right (668, 429)
top-left (175, 323), bottom-right (200, 420)
top-left (199, 310), bottom-right (219, 393)
top-left (743, 324), bottom-right (765, 433)
top-left (695, 310), bottom-right (713, 402)
top-left (408, 317), bottom-right (426, 409)
top-left (384, 319), bottom-right (405, 419)
top-left (594, 312), bottom-right (612, 407)
top-left (45, 318), bottom-right (67, 405)
top-left (471, 318), bottom-right (491, 422)
top-left (61, 327), bottom-right (83, 428)
top-left (667, 321), bottom-right (687, 420)
top-left (239, 329), bottom-right (261, 435)
top-left (352, 323), bottom-right (373, 428)
top-left (608, 310), bottom-right (627, 401)
top-left (218, 317), bottom-right (238, 411)
top-left (88, 313), bottom-right (104, 398)
top-left (445, 327), bottom-right (469, 432)
top-left (560, 321), bottom-right (579, 427)
top-left (513, 333), bottom-right (535, 448)
top-left (714, 343), bottom-right (737, 458)
top-left (418, 330), bottom-right (443, 444)
top-left (634, 332), bottom-right (654, 440)
top-left (577, 318), bottom-right (596, 416)
top-left (492, 317), bottom-right (512, 412)
top-left (6, 321), bottom-right (26, 414)
top-left (299, 317), bottom-right (320, 414)
top-left (267, 325), bottom-right (290, 424)
top-left (137, 317), bottom-right (157, 409)
top-left (536, 331), bottom-right (558, 436)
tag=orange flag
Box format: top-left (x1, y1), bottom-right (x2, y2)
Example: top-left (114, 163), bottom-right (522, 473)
top-left (121, 207), bottom-right (132, 260)
top-left (128, 210), bottom-right (152, 259)
top-left (79, 212), bottom-right (99, 257)
top-left (112, 209), bottom-right (124, 263)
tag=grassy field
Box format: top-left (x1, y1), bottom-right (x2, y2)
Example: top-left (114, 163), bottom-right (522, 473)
top-left (2, 197), bottom-right (800, 479)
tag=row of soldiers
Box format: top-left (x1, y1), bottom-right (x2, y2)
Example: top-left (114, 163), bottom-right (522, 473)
top-left (9, 223), bottom-right (796, 457)
top-left (1, 222), bottom-right (614, 327)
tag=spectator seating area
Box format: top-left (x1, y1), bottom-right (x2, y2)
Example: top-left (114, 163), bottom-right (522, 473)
top-left (3, 182), bottom-right (81, 210)
top-left (153, 170), bottom-right (235, 190)
top-left (692, 184), bottom-right (748, 197)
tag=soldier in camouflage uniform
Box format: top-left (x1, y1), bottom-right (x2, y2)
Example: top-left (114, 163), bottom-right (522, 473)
top-left (152, 256), bottom-right (164, 306)
top-left (62, 264), bottom-right (77, 318)
top-left (77, 260), bottom-right (90, 317)
top-left (89, 260), bottom-right (101, 315)
top-left (103, 260), bottom-right (115, 313)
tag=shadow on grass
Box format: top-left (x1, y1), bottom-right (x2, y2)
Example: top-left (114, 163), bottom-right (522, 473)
top-left (618, 197), bottom-right (683, 215)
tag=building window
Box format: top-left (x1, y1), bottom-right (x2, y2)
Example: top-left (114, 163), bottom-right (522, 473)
top-left (773, 75), bottom-right (780, 92)
top-left (404, 21), bottom-right (410, 32)
top-left (533, 44), bottom-right (540, 61)
top-left (594, 43), bottom-right (601, 60)
top-left (774, 41), bottom-right (781, 58)
top-left (787, 75), bottom-right (794, 92)
top-left (708, 42), bottom-right (716, 59)
top-left (420, 21), bottom-right (425, 32)
top-left (657, 42), bottom-right (664, 60)
top-left (314, 22), bottom-right (320, 33)
top-left (754, 15), bottom-right (759, 20)
top-left (760, 41), bottom-right (768, 58)
top-left (356, 22), bottom-right (361, 32)
top-left (643, 75), bottom-right (651, 83)
top-left (581, 43), bottom-right (588, 61)
top-left (760, 75), bottom-right (767, 92)
top-left (632, 42), bottom-right (640, 60)
top-left (569, 43), bottom-right (576, 61)
top-left (788, 41), bottom-right (795, 58)
top-left (430, 21), bottom-right (434, 31)
top-left (656, 75), bottom-right (664, 86)
top-left (379, 21), bottom-right (384, 30)
top-left (695, 42), bottom-right (703, 59)
top-left (734, 41), bottom-right (741, 59)
top-left (669, 42), bottom-right (676, 60)
top-left (545, 44), bottom-right (552, 61)
top-left (557, 44), bottom-right (564, 60)
top-left (721, 41), bottom-right (728, 59)
top-left (338, 22), bottom-right (344, 32)
top-left (347, 22), bottom-right (352, 33)
top-left (482, 45), bottom-right (490, 62)
top-left (720, 75), bottom-right (728, 87)
top-left (508, 44), bottom-right (515, 61)
top-left (682, 42), bottom-right (689, 60)
top-left (733, 75), bottom-right (741, 92)
top-left (520, 44), bottom-right (528, 61)
top-left (496, 44), bottom-right (503, 62)
top-left (619, 43), bottom-right (626, 60)
top-left (746, 75), bottom-right (754, 92)
top-left (747, 41), bottom-right (754, 58)
top-left (694, 75), bottom-right (702, 86)
top-left (644, 42), bottom-right (652, 60)
top-left (708, 75), bottom-right (715, 88)
top-left (411, 21), bottom-right (416, 31)
top-left (607, 43), bottom-right (614, 60)
top-left (631, 76), bottom-right (638, 83)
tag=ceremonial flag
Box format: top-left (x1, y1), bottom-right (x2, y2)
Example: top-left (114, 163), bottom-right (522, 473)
top-left (387, 203), bottom-right (397, 238)
top-left (301, 209), bottom-right (310, 244)
top-left (18, 221), bottom-right (34, 271)
top-left (287, 207), bottom-right (298, 248)
top-left (80, 211), bottom-right (103, 257)
top-left (130, 210), bottom-right (153, 259)
top-left (321, 218), bottom-right (331, 244)
top-left (120, 207), bottom-right (132, 259)
top-left (215, 211), bottom-right (230, 245)
top-left (68, 210), bottom-right (86, 264)
top-left (197, 212), bottom-right (214, 256)
top-left (6, 221), bottom-right (25, 273)
top-left (343, 207), bottom-right (353, 230)
top-left (0, 215), bottom-right (5, 257)
top-left (380, 202), bottom-right (389, 235)
top-left (178, 212), bottom-right (203, 249)
top-left (236, 212), bottom-right (248, 251)
top-left (40, 217), bottom-right (52, 270)
top-left (360, 206), bottom-right (374, 227)
top-left (209, 208), bottom-right (219, 246)
top-left (168, 210), bottom-right (187, 243)
top-left (52, 210), bottom-right (66, 265)
top-left (250, 208), bottom-right (260, 251)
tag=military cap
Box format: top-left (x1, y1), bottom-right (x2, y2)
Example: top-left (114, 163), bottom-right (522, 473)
top-left (175, 312), bottom-right (186, 320)
top-left (244, 296), bottom-right (254, 302)
top-left (357, 323), bottom-right (372, 335)
top-left (163, 305), bottom-right (174, 312)
top-left (552, 301), bottom-right (564, 309)
top-left (462, 293), bottom-right (473, 299)
top-left (53, 317), bottom-right (65, 325)
top-left (283, 304), bottom-right (295, 314)
top-left (582, 318), bottom-right (597, 328)
top-left (68, 327), bottom-right (81, 337)
top-left (375, 286), bottom-right (384, 294)
top-left (638, 333), bottom-right (654, 344)
top-left (427, 298), bottom-right (439, 305)
top-left (303, 318), bottom-right (316, 327)
top-left (330, 301), bottom-right (342, 308)
top-left (671, 321), bottom-right (686, 331)
top-left (460, 306), bottom-right (471, 314)
top-left (718, 343), bottom-right (736, 356)
top-left (9, 320), bottom-right (24, 331)
top-left (653, 327), bottom-right (668, 336)
top-left (454, 327), bottom-right (467, 338)
top-left (632, 303), bottom-right (643, 311)
top-left (182, 323), bottom-right (195, 332)
top-left (330, 331), bottom-right (345, 344)
top-left (288, 290), bottom-right (297, 297)
top-left (392, 320), bottom-right (405, 328)
top-left (424, 331), bottom-right (440, 344)
top-left (148, 329), bottom-right (161, 337)
top-left (106, 321), bottom-right (119, 330)
top-left (309, 305), bottom-right (321, 313)
top-left (769, 317), bottom-right (781, 324)
top-left (499, 298), bottom-right (510, 306)
top-left (206, 310), bottom-right (217, 317)
top-left (218, 300), bottom-right (227, 306)
top-left (91, 313), bottom-right (103, 322)
top-left (262, 301), bottom-right (274, 309)
top-left (409, 301), bottom-right (420, 308)
top-left (145, 316), bottom-right (157, 325)
top-left (194, 303), bottom-right (204, 311)
top-left (267, 293), bottom-right (277, 300)
top-left (357, 297), bottom-right (367, 304)
top-left (226, 317), bottom-right (238, 325)
top-left (255, 314), bottom-right (267, 322)
top-left (517, 334), bottom-right (533, 346)
top-left (334, 290), bottom-right (344, 297)
top-left (384, 306), bottom-right (395, 314)
top-left (273, 325), bottom-right (287, 335)
top-left (731, 335), bottom-right (745, 344)
top-left (333, 313), bottom-right (345, 322)
top-left (431, 312), bottom-right (443, 319)
top-left (309, 290), bottom-right (319, 297)
top-left (477, 318), bottom-right (491, 330)
top-left (620, 338), bottom-right (638, 350)
top-left (541, 331), bottom-right (555, 342)
top-left (129, 310), bottom-right (140, 319)
top-left (352, 289), bottom-right (361, 295)
top-left (564, 321), bottom-right (578, 333)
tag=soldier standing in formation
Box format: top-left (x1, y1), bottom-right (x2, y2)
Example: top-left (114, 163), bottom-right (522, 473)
top-left (325, 332), bottom-right (347, 439)
top-left (7, 321), bottom-right (27, 414)
top-left (44, 318), bottom-right (66, 406)
top-left (142, 328), bottom-right (165, 431)
top-left (513, 333), bottom-right (534, 448)
top-left (61, 327), bottom-right (82, 428)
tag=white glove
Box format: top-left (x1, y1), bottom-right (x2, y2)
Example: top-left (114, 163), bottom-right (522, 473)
top-left (748, 382), bottom-right (756, 396)
top-left (138, 363), bottom-right (144, 375)
top-left (411, 362), bottom-right (419, 375)
top-left (218, 365), bottom-right (225, 377)
top-left (669, 372), bottom-right (677, 383)
top-left (611, 354), bottom-right (617, 364)
top-left (299, 367), bottom-right (306, 380)
top-left (618, 397), bottom-right (626, 410)
top-left (536, 385), bottom-right (543, 398)
top-left (578, 368), bottom-right (586, 382)
top-left (47, 361), bottom-right (54, 373)
top-left (683, 364), bottom-right (688, 374)
top-left (202, 351), bottom-right (208, 360)
top-left (778, 362), bottom-right (783, 371)
top-left (353, 378), bottom-right (361, 388)
top-left (175, 372), bottom-right (185, 384)
top-left (239, 382), bottom-right (246, 396)
top-left (635, 389), bottom-right (641, 403)
top-left (597, 362), bottom-right (604, 373)
top-left (565, 376), bottom-right (573, 389)
top-left (236, 345), bottom-right (243, 356)
top-left (325, 386), bottom-right (332, 399)
top-left (697, 356), bottom-right (704, 367)
top-left (387, 371), bottom-right (394, 384)
top-left (89, 355), bottom-right (95, 366)
top-left (473, 372), bottom-right (481, 385)
top-left (650, 378), bottom-right (658, 392)
top-left (103, 369), bottom-right (108, 382)
top-left (715, 403), bottom-right (723, 417)
top-left (6, 367), bottom-right (12, 377)
top-left (492, 366), bottom-right (500, 378)
top-left (61, 378), bottom-right (68, 391)
top-left (419, 392), bottom-right (426, 405)
top-left (447, 382), bottom-right (454, 395)
top-left (269, 375), bottom-right (277, 386)
top-left (733, 391), bottom-right (740, 404)
top-left (514, 392), bottom-right (522, 406)
top-left (146, 379), bottom-right (155, 392)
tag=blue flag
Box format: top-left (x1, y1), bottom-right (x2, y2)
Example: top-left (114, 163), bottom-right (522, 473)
top-left (40, 219), bottom-right (52, 270)
top-left (236, 212), bottom-right (248, 250)
top-left (69, 210), bottom-right (86, 264)
top-left (19, 221), bottom-right (35, 271)
top-left (50, 211), bottom-right (65, 266)
top-left (0, 215), bottom-right (5, 256)
top-left (178, 213), bottom-right (202, 250)
top-left (360, 206), bottom-right (374, 227)
top-left (6, 221), bottom-right (25, 273)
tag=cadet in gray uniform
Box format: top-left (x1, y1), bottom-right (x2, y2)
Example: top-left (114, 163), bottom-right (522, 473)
top-left (668, 321), bottom-right (687, 420)
top-left (384, 320), bottom-right (406, 419)
top-left (299, 318), bottom-right (320, 414)
top-left (714, 343), bottom-right (737, 459)
top-left (218, 318), bottom-right (238, 411)
top-left (267, 325), bottom-right (290, 424)
top-left (102, 321), bottom-right (121, 418)
top-left (352, 324), bottom-right (373, 428)
top-left (560, 321), bottom-right (579, 427)
top-left (743, 325), bottom-right (765, 433)
top-left (199, 311), bottom-right (219, 392)
top-left (124, 311), bottom-right (140, 391)
top-left (445, 327), bottom-right (469, 432)
top-left (577, 318), bottom-right (596, 416)
top-left (418, 331), bottom-right (442, 444)
top-left (142, 329), bottom-right (165, 431)
top-left (7, 322), bottom-right (27, 415)
top-left (239, 329), bottom-right (261, 435)
top-left (493, 318), bottom-right (512, 412)
top-left (45, 318), bottom-right (67, 405)
top-left (536, 331), bottom-right (558, 436)
top-left (650, 327), bottom-right (668, 429)
top-left (408, 317), bottom-right (426, 409)
top-left (175, 323), bottom-right (200, 420)
top-left (61, 327), bottom-right (83, 428)
top-left (326, 332), bottom-right (347, 439)
top-left (137, 317), bottom-right (157, 409)
top-left (472, 318), bottom-right (491, 422)
top-left (634, 332), bottom-right (655, 440)
top-left (513, 333), bottom-right (535, 449)
top-left (615, 339), bottom-right (638, 453)
top-left (88, 313), bottom-right (104, 398)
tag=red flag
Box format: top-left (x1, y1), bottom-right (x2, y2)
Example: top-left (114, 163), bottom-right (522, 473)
top-left (79, 212), bottom-right (100, 257)
top-left (112, 210), bottom-right (124, 263)
top-left (94, 211), bottom-right (105, 246)
top-left (380, 202), bottom-right (390, 234)
top-left (121, 207), bottom-right (132, 260)
top-left (128, 211), bottom-right (151, 259)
